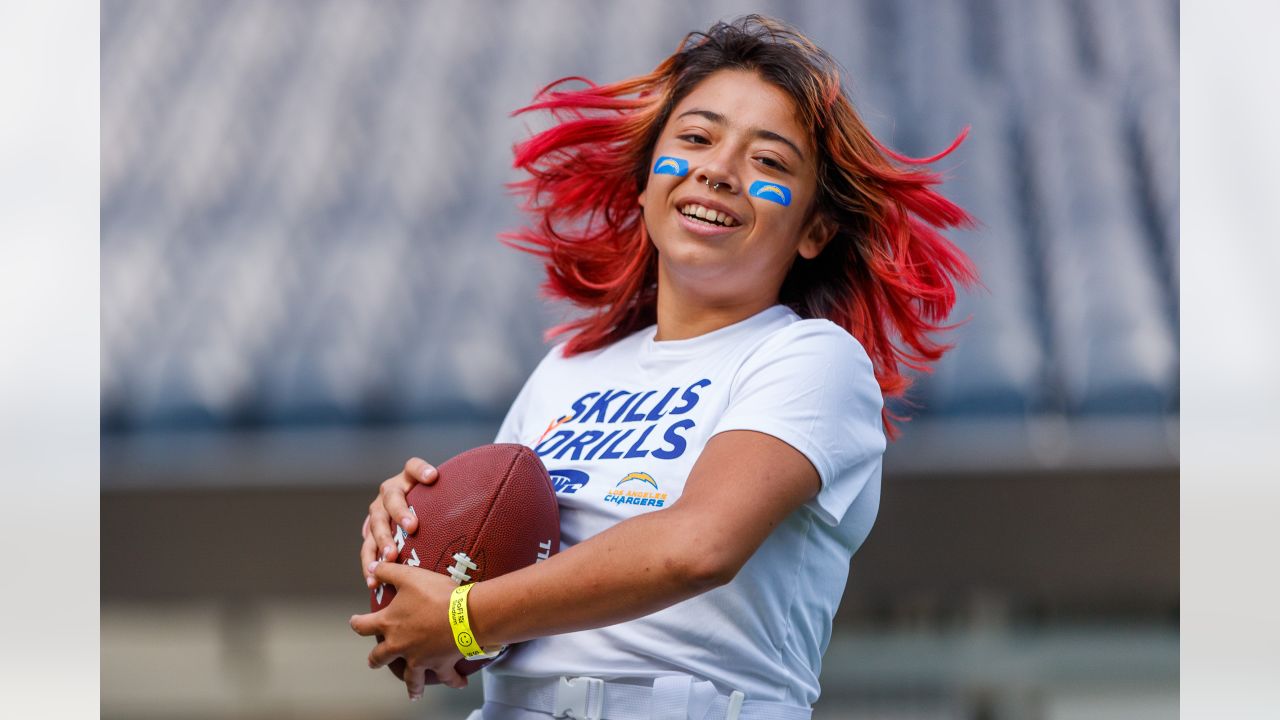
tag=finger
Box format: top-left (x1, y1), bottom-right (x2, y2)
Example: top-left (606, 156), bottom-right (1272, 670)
top-left (404, 661), bottom-right (428, 700)
top-left (368, 498), bottom-right (398, 564)
top-left (405, 457), bottom-right (439, 485)
top-left (367, 636), bottom-right (400, 669)
top-left (385, 462), bottom-right (433, 536)
top-left (360, 534), bottom-right (380, 587)
top-left (434, 660), bottom-right (468, 690)
top-left (349, 610), bottom-right (383, 638)
top-left (381, 487), bottom-right (416, 539)
top-left (361, 515), bottom-right (370, 540)
top-left (371, 559), bottom-right (414, 586)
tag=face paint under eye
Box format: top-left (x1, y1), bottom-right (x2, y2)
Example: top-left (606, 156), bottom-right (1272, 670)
top-left (653, 156), bottom-right (689, 177)
top-left (749, 180), bottom-right (792, 206)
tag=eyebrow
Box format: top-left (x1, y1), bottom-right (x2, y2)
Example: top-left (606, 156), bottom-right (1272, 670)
top-left (676, 108), bottom-right (806, 162)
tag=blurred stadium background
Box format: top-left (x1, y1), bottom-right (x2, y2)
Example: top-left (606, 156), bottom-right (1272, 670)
top-left (100, 1), bottom-right (1178, 718)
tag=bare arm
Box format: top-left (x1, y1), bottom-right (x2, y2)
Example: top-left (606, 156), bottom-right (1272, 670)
top-left (470, 429), bottom-right (820, 644)
top-left (351, 429), bottom-right (822, 697)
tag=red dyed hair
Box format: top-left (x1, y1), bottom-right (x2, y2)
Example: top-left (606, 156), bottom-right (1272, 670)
top-left (503, 15), bottom-right (977, 438)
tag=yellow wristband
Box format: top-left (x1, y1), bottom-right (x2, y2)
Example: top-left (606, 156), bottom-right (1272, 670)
top-left (448, 583), bottom-right (504, 659)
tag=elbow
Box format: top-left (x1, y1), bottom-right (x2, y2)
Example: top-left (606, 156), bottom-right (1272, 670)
top-left (657, 506), bottom-right (746, 591)
top-left (671, 548), bottom-right (740, 591)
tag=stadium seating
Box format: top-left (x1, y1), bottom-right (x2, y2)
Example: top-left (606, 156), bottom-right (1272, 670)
top-left (101, 0), bottom-right (1179, 479)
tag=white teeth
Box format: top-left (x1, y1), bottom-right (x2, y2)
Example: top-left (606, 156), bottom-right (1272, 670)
top-left (680, 203), bottom-right (737, 227)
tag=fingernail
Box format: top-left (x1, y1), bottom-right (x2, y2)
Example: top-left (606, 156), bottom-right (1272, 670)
top-left (366, 576), bottom-right (375, 588)
top-left (410, 694), bottom-right (421, 701)
top-left (400, 517), bottom-right (413, 531)
top-left (367, 561), bottom-right (378, 573)
top-left (382, 546), bottom-right (393, 560)
top-left (420, 464), bottom-right (435, 481)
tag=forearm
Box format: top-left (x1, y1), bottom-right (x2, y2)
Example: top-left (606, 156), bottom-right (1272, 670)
top-left (467, 503), bottom-right (728, 647)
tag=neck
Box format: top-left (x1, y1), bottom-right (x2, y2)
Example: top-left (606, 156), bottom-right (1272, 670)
top-left (653, 264), bottom-right (779, 342)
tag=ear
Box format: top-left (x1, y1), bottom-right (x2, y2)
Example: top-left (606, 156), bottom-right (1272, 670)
top-left (797, 212), bottom-right (837, 260)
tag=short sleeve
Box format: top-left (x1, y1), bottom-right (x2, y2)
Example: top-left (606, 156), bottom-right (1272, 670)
top-left (710, 321), bottom-right (886, 526)
top-left (493, 343), bottom-right (565, 446)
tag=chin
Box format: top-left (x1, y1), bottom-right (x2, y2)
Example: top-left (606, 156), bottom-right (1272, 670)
top-left (656, 239), bottom-right (723, 273)
top-left (660, 252), bottom-right (747, 298)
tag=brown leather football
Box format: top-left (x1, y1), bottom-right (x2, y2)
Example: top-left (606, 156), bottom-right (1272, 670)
top-left (369, 443), bottom-right (560, 682)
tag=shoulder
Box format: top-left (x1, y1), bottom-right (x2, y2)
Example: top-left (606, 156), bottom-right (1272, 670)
top-left (721, 316), bottom-right (884, 430)
top-left (714, 316), bottom-right (886, 501)
top-left (742, 317), bottom-right (878, 388)
top-left (778, 318), bottom-right (871, 359)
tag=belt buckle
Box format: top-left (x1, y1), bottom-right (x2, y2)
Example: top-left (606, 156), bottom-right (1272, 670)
top-left (553, 676), bottom-right (604, 720)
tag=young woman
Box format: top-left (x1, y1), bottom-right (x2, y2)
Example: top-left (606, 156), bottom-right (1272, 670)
top-left (351, 15), bottom-right (975, 719)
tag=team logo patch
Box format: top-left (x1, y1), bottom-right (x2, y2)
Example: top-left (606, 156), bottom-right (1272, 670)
top-left (653, 156), bottom-right (689, 177)
top-left (604, 471), bottom-right (668, 508)
top-left (748, 180), bottom-right (792, 206)
top-left (548, 468), bottom-right (590, 494)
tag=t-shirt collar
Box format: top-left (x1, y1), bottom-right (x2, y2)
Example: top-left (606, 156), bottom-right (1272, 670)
top-left (643, 304), bottom-right (795, 356)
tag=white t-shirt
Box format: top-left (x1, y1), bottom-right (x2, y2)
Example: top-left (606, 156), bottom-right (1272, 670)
top-left (485, 304), bottom-right (886, 707)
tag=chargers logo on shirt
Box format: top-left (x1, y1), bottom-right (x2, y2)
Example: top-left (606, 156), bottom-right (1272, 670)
top-left (604, 471), bottom-right (668, 508)
top-left (616, 471), bottom-right (658, 490)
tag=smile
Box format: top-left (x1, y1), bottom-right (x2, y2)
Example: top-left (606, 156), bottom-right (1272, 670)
top-left (678, 202), bottom-right (740, 228)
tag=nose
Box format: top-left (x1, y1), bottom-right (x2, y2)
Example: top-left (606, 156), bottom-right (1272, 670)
top-left (697, 174), bottom-right (736, 193)
top-left (694, 155), bottom-right (740, 194)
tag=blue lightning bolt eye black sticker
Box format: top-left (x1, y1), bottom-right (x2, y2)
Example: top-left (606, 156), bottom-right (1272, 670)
top-left (653, 156), bottom-right (689, 176)
top-left (749, 180), bottom-right (792, 206)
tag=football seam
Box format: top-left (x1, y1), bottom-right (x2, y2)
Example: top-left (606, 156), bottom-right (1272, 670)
top-left (462, 447), bottom-right (525, 581)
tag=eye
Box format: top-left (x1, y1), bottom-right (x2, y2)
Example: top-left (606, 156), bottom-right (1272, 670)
top-left (678, 134), bottom-right (710, 145)
top-left (756, 156), bottom-right (787, 171)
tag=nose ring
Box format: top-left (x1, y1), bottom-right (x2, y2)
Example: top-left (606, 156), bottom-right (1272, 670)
top-left (703, 177), bottom-right (725, 192)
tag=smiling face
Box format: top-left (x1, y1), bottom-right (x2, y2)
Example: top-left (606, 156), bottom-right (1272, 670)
top-left (639, 69), bottom-right (833, 309)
